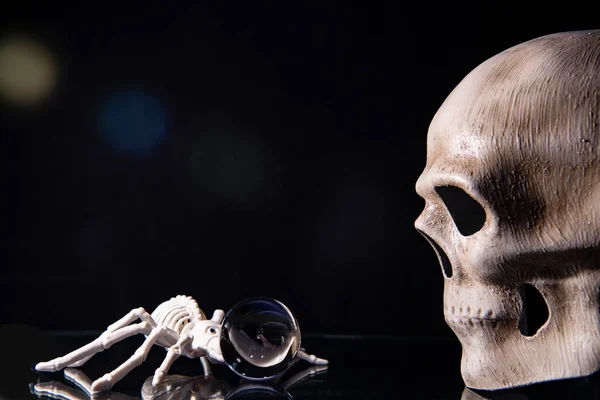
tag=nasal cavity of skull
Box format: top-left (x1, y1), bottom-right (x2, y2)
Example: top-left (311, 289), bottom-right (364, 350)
top-left (418, 231), bottom-right (454, 278)
top-left (434, 185), bottom-right (486, 237)
top-left (518, 283), bottom-right (550, 337)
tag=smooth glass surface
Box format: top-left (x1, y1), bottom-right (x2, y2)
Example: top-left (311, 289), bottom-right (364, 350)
top-left (6, 325), bottom-right (600, 399)
top-left (219, 297), bottom-right (301, 381)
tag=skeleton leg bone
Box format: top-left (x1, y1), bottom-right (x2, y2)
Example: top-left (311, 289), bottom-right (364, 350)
top-left (297, 349), bottom-right (328, 365)
top-left (91, 326), bottom-right (167, 392)
top-left (67, 355), bottom-right (93, 368)
top-left (152, 334), bottom-right (193, 386)
top-left (36, 322), bottom-right (153, 372)
top-left (106, 307), bottom-right (156, 332)
top-left (199, 357), bottom-right (213, 377)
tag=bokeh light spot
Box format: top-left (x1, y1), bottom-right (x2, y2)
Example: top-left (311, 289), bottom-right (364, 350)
top-left (98, 89), bottom-right (167, 155)
top-left (0, 35), bottom-right (58, 107)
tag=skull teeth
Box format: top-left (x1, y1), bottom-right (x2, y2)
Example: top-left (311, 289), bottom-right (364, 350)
top-left (446, 315), bottom-right (500, 330)
top-left (447, 306), bottom-right (496, 320)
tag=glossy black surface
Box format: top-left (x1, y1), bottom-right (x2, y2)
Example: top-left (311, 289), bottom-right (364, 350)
top-left (2, 325), bottom-right (600, 399)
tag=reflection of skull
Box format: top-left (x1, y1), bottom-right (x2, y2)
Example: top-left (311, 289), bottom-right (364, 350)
top-left (415, 30), bottom-right (600, 390)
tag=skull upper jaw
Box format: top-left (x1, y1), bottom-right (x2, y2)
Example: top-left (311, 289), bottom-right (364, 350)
top-left (454, 270), bottom-right (600, 390)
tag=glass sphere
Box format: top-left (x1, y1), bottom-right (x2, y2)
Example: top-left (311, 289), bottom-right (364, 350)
top-left (220, 297), bottom-right (301, 380)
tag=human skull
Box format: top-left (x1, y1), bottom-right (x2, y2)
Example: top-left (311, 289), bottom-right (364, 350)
top-left (415, 30), bottom-right (600, 390)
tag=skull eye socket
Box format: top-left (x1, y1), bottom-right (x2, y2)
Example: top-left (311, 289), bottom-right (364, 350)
top-left (435, 185), bottom-right (486, 236)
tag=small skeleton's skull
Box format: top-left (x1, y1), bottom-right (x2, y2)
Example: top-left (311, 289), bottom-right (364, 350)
top-left (415, 30), bottom-right (600, 389)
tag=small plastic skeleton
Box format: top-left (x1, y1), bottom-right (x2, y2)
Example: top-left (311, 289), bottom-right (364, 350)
top-left (35, 295), bottom-right (328, 393)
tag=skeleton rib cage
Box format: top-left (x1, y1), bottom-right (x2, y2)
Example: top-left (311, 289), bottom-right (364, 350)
top-left (150, 295), bottom-right (205, 335)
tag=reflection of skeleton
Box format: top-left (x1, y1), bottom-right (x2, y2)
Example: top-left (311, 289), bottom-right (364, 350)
top-left (31, 364), bottom-right (329, 400)
top-left (35, 295), bottom-right (327, 393)
top-left (229, 325), bottom-right (295, 367)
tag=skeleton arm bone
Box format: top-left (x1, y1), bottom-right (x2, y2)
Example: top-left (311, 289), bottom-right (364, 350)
top-left (91, 326), bottom-right (168, 392)
top-left (36, 322), bottom-right (153, 372)
top-left (152, 334), bottom-right (193, 386)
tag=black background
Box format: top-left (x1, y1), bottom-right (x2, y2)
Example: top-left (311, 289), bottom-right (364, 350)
top-left (1, 3), bottom-right (597, 337)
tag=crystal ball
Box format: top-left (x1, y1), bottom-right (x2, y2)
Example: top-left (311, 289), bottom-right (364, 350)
top-left (220, 297), bottom-right (301, 380)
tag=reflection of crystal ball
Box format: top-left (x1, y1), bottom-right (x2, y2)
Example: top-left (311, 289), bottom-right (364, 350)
top-left (220, 297), bottom-right (301, 380)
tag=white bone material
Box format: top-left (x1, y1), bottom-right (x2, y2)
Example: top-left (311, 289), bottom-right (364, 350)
top-left (415, 30), bottom-right (600, 390)
top-left (35, 295), bottom-right (328, 393)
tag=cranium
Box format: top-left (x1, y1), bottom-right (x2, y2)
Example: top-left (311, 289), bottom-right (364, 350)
top-left (415, 30), bottom-right (600, 389)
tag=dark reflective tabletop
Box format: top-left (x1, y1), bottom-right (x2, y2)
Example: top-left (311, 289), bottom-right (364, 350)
top-left (2, 325), bottom-right (600, 399)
